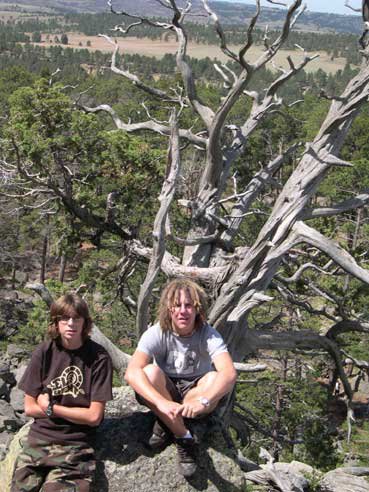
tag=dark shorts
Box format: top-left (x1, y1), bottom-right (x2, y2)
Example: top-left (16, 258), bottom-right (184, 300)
top-left (136, 375), bottom-right (203, 406)
top-left (167, 376), bottom-right (203, 402)
top-left (11, 435), bottom-right (95, 492)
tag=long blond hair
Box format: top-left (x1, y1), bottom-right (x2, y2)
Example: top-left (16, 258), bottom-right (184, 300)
top-left (158, 279), bottom-right (208, 332)
top-left (47, 293), bottom-right (93, 341)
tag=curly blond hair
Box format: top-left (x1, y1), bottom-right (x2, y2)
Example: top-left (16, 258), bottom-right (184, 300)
top-left (158, 278), bottom-right (208, 332)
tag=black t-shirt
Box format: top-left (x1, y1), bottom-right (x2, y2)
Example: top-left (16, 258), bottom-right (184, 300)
top-left (19, 338), bottom-right (113, 445)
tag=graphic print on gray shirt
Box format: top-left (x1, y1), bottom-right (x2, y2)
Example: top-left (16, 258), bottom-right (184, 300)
top-left (137, 323), bottom-right (228, 379)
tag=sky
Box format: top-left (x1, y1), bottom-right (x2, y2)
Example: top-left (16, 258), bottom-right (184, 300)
top-left (223, 0), bottom-right (362, 16)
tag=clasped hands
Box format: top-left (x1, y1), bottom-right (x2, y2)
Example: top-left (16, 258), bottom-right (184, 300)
top-left (157, 397), bottom-right (206, 421)
top-left (37, 392), bottom-right (50, 414)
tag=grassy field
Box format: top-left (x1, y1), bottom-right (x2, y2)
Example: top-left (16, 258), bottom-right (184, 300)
top-left (37, 32), bottom-right (348, 74)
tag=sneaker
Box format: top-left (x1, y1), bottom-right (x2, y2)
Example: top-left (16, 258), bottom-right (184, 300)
top-left (175, 436), bottom-right (198, 477)
top-left (148, 419), bottom-right (172, 449)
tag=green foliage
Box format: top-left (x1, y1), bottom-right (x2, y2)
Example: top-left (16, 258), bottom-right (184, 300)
top-left (4, 78), bottom-right (164, 237)
top-left (303, 471), bottom-right (322, 492)
top-left (237, 366), bottom-right (342, 471)
top-left (300, 419), bottom-right (341, 471)
top-left (341, 420), bottom-right (369, 466)
top-left (12, 280), bottom-right (66, 348)
top-left (60, 33), bottom-right (68, 45)
top-left (31, 31), bottom-right (41, 43)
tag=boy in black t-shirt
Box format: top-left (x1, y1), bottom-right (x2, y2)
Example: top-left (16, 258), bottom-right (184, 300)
top-left (11, 294), bottom-right (113, 492)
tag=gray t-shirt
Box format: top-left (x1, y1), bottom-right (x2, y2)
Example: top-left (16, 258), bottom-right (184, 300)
top-left (137, 323), bottom-right (228, 379)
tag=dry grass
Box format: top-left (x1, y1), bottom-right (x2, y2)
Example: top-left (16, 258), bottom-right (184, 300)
top-left (36, 32), bottom-right (348, 74)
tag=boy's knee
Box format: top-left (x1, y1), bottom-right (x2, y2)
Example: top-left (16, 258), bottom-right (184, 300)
top-left (143, 364), bottom-right (166, 384)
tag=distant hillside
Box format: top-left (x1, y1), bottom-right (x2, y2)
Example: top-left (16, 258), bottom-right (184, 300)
top-left (0, 0), bottom-right (363, 34)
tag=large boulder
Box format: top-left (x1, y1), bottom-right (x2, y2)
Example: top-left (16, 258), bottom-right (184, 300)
top-left (0, 401), bottom-right (23, 432)
top-left (0, 296), bottom-right (32, 341)
top-left (0, 387), bottom-right (246, 492)
top-left (319, 469), bottom-right (369, 492)
top-left (9, 365), bottom-right (27, 413)
top-left (0, 421), bottom-right (32, 491)
top-left (94, 386), bottom-right (246, 492)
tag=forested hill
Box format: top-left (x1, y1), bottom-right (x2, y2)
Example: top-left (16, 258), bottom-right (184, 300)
top-left (0, 0), bottom-right (363, 34)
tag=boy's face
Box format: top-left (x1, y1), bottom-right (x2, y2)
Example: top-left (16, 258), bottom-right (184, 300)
top-left (57, 309), bottom-right (84, 349)
top-left (169, 288), bottom-right (197, 336)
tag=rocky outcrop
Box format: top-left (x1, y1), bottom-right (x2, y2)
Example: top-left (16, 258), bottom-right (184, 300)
top-left (2, 385), bottom-right (369, 492)
top-left (245, 460), bottom-right (314, 492)
top-left (0, 345), bottom-right (30, 460)
top-left (0, 420), bottom-right (32, 492)
top-left (319, 468), bottom-right (369, 492)
top-left (0, 294), bottom-right (33, 341)
top-left (94, 387), bottom-right (246, 492)
top-left (0, 387), bottom-right (246, 492)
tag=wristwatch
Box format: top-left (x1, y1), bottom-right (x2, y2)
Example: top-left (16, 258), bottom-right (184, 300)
top-left (198, 396), bottom-right (210, 408)
top-left (45, 401), bottom-right (54, 417)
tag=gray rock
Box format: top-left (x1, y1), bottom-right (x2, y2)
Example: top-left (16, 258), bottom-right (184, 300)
top-left (0, 297), bottom-right (32, 340)
top-left (0, 418), bottom-right (32, 492)
top-left (14, 365), bottom-right (27, 384)
top-left (320, 469), bottom-right (369, 492)
top-left (0, 431), bottom-right (11, 446)
top-left (0, 364), bottom-right (15, 387)
top-left (0, 400), bottom-right (18, 419)
top-left (93, 386), bottom-right (245, 492)
top-left (0, 430), bottom-right (13, 460)
top-left (0, 381), bottom-right (9, 399)
top-left (0, 364), bottom-right (10, 377)
top-left (246, 461), bottom-right (312, 492)
top-left (13, 271), bottom-right (28, 285)
top-left (6, 345), bottom-right (28, 361)
top-left (9, 365), bottom-right (26, 412)
top-left (0, 401), bottom-right (22, 432)
top-left (0, 388), bottom-right (245, 492)
top-left (9, 387), bottom-right (24, 413)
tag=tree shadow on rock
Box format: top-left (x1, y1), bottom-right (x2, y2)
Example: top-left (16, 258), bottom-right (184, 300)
top-left (92, 412), bottom-right (158, 492)
top-left (187, 452), bottom-right (245, 492)
top-left (92, 461), bottom-right (109, 492)
top-left (95, 412), bottom-right (157, 465)
top-left (94, 411), bottom-right (244, 492)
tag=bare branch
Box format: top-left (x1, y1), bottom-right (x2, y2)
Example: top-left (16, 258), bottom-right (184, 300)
top-left (344, 1), bottom-right (361, 13)
top-left (303, 190), bottom-right (369, 219)
top-left (130, 239), bottom-right (228, 284)
top-left (253, 1), bottom-right (306, 70)
top-left (99, 34), bottom-right (179, 103)
top-left (342, 350), bottom-right (369, 371)
top-left (220, 143), bottom-right (300, 249)
top-left (81, 103), bottom-right (206, 146)
top-left (239, 0), bottom-right (261, 69)
top-left (234, 363), bottom-right (267, 373)
top-left (136, 110), bottom-right (181, 335)
top-left (274, 280), bottom-right (339, 322)
top-left (294, 221), bottom-right (369, 286)
top-left (276, 262), bottom-right (334, 283)
top-left (201, 0), bottom-right (241, 65)
top-left (326, 320), bottom-right (369, 339)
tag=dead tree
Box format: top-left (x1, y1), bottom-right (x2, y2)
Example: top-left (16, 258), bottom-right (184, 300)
top-left (5, 1), bottom-right (369, 444)
top-left (76, 0), bottom-right (369, 400)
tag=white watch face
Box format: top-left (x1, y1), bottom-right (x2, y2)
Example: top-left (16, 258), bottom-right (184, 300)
top-left (200, 397), bottom-right (210, 407)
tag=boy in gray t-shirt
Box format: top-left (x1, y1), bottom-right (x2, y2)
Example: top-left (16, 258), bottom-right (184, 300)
top-left (125, 279), bottom-right (237, 478)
